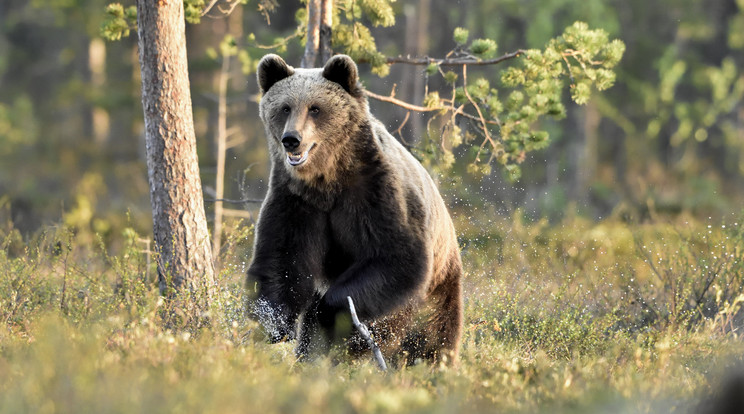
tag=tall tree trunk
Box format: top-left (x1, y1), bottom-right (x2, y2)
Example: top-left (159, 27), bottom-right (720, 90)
top-left (304, 0), bottom-right (333, 68)
top-left (403, 0), bottom-right (430, 141)
top-left (136, 0), bottom-right (215, 302)
top-left (302, 0), bottom-right (322, 68)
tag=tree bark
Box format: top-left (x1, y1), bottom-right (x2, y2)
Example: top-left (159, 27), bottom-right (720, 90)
top-left (136, 0), bottom-right (215, 301)
top-left (302, 0), bottom-right (322, 68)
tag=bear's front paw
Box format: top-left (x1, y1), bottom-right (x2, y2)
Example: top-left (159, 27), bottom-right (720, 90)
top-left (253, 296), bottom-right (296, 342)
top-left (267, 324), bottom-right (295, 343)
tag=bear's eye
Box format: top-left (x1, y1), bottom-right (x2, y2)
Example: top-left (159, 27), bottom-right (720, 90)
top-left (309, 106), bottom-right (320, 116)
top-left (281, 106), bottom-right (291, 114)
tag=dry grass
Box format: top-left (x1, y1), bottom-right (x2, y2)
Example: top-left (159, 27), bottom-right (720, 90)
top-left (1, 212), bottom-right (743, 413)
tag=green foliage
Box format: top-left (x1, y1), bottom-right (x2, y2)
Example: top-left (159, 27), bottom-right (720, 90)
top-left (100, 3), bottom-right (136, 41)
top-left (453, 27), bottom-right (469, 45)
top-left (422, 91), bottom-right (440, 109)
top-left (209, 34), bottom-right (239, 59)
top-left (333, 21), bottom-right (389, 76)
top-left (100, 0), bottom-right (210, 41)
top-left (443, 70), bottom-right (458, 84)
top-left (0, 95), bottom-right (38, 156)
top-left (471, 285), bottom-right (621, 359)
top-left (730, 12), bottom-right (744, 48)
top-left (331, 0), bottom-right (398, 76)
top-left (238, 49), bottom-right (256, 75)
top-left (338, 0), bottom-right (395, 28)
top-left (630, 220), bottom-right (744, 329)
top-left (470, 38), bottom-right (498, 59)
top-left (358, 0), bottom-right (395, 27)
top-left (425, 62), bottom-right (438, 76)
top-left (183, 0), bottom-right (206, 24)
top-left (626, 12), bottom-right (744, 178)
top-left (416, 22), bottom-right (624, 180)
top-left (548, 22), bottom-right (626, 103)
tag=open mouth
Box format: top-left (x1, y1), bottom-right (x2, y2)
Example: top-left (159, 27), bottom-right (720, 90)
top-left (286, 143), bottom-right (316, 167)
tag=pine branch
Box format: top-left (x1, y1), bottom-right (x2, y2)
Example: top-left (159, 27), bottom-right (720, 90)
top-left (365, 90), bottom-right (440, 112)
top-left (364, 49), bottom-right (526, 118)
top-left (461, 64), bottom-right (500, 162)
top-left (201, 0), bottom-right (221, 16)
top-left (248, 31), bottom-right (302, 50)
top-left (384, 49), bottom-right (525, 66)
top-left (218, 0), bottom-right (242, 15)
top-left (365, 90), bottom-right (500, 126)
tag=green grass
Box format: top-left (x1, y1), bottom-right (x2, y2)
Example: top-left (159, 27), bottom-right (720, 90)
top-left (1, 212), bottom-right (744, 413)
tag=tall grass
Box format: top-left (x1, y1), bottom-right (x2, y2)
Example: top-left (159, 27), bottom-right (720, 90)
top-left (1, 211), bottom-right (743, 413)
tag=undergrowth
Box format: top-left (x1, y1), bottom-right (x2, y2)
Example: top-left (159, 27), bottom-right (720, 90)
top-left (1, 210), bottom-right (744, 413)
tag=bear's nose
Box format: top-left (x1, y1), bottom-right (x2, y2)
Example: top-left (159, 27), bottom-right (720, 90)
top-left (281, 132), bottom-right (301, 152)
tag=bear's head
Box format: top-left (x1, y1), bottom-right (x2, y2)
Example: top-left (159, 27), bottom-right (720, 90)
top-left (256, 54), bottom-right (369, 183)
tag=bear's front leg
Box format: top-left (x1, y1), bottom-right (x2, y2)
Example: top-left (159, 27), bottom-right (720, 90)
top-left (298, 253), bottom-right (428, 356)
top-left (296, 292), bottom-right (356, 359)
top-left (327, 254), bottom-right (427, 318)
top-left (296, 293), bottom-right (331, 359)
top-left (247, 191), bottom-right (328, 343)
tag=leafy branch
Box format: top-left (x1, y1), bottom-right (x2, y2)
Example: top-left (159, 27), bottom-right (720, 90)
top-left (363, 22), bottom-right (625, 180)
top-left (100, 3), bottom-right (137, 41)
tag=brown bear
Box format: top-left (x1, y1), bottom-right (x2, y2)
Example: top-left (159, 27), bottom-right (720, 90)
top-left (247, 54), bottom-right (463, 365)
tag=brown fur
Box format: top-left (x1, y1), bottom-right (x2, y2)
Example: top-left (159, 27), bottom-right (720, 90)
top-left (248, 54), bottom-right (463, 365)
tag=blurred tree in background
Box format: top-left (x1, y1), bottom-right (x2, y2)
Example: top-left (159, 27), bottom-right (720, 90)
top-left (1, 0), bottom-right (743, 248)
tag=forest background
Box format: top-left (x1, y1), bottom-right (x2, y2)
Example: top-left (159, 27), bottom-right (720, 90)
top-left (2, 0), bottom-right (743, 238)
top-left (2, 0), bottom-right (744, 413)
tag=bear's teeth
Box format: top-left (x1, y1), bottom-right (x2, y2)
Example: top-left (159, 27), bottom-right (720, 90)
top-left (285, 143), bottom-right (315, 166)
top-left (286, 150), bottom-right (309, 166)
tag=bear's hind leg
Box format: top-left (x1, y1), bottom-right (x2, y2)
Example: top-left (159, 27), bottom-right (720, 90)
top-left (426, 264), bottom-right (464, 364)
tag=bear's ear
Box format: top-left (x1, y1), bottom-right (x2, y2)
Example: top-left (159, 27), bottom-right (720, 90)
top-left (322, 55), bottom-right (363, 97)
top-left (257, 54), bottom-right (294, 94)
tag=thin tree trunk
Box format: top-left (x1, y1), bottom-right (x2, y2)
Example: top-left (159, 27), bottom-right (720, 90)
top-left (319, 0), bottom-right (333, 65)
top-left (582, 102), bottom-right (600, 192)
top-left (136, 0), bottom-right (215, 302)
top-left (407, 0), bottom-right (430, 141)
top-left (212, 54), bottom-right (229, 260)
top-left (88, 38), bottom-right (110, 145)
top-left (302, 0), bottom-right (322, 68)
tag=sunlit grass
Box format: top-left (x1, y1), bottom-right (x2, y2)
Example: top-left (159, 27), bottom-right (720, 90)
top-left (1, 212), bottom-right (743, 413)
